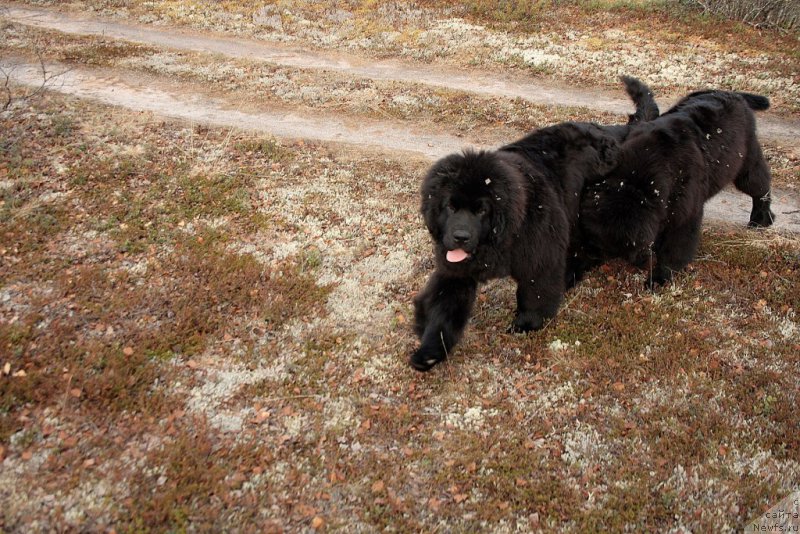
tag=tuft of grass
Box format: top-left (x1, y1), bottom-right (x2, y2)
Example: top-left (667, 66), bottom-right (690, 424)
top-left (60, 39), bottom-right (149, 64)
top-left (457, 0), bottom-right (552, 31)
top-left (577, 0), bottom-right (673, 13)
top-left (0, 227), bottom-right (331, 440)
top-left (234, 137), bottom-right (294, 162)
top-left (123, 418), bottom-right (271, 530)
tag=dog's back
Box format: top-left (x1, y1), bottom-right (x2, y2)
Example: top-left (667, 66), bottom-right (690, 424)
top-left (620, 91), bottom-right (769, 200)
top-left (574, 88), bottom-right (774, 286)
top-left (669, 90), bottom-right (769, 114)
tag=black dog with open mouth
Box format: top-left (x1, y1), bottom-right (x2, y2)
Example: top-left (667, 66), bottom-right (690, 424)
top-left (410, 122), bottom-right (619, 372)
top-left (409, 77), bottom-right (660, 372)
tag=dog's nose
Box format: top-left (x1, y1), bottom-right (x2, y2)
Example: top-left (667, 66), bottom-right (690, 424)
top-left (453, 230), bottom-right (471, 243)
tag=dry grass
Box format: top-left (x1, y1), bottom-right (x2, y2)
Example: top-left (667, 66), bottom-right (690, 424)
top-left (19, 0), bottom-right (798, 114)
top-left (1, 2), bottom-right (799, 530)
top-left (0, 23), bottom-right (621, 138)
top-left (1, 90), bottom-right (798, 532)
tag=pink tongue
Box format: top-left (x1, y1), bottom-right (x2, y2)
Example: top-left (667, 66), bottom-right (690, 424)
top-left (446, 249), bottom-right (469, 263)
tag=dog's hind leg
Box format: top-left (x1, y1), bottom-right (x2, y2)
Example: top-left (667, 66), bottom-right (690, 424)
top-left (649, 214), bottom-right (702, 289)
top-left (410, 273), bottom-right (477, 372)
top-left (735, 144), bottom-right (775, 228)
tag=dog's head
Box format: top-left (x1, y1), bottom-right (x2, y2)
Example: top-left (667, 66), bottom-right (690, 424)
top-left (420, 150), bottom-right (526, 266)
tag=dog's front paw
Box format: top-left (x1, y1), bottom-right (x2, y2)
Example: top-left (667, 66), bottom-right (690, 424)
top-left (645, 269), bottom-right (671, 290)
top-left (510, 312), bottom-right (545, 333)
top-left (409, 344), bottom-right (446, 372)
top-left (748, 208), bottom-right (775, 228)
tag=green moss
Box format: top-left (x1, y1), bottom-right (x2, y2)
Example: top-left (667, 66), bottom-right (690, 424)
top-left (233, 137), bottom-right (294, 162)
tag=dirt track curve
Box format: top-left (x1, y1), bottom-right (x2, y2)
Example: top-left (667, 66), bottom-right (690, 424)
top-left (3, 4), bottom-right (800, 233)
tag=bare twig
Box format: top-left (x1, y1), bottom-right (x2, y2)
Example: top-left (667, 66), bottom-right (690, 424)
top-left (1, 64), bottom-right (14, 111)
top-left (686, 0), bottom-right (799, 32)
top-left (1, 45), bottom-right (71, 150)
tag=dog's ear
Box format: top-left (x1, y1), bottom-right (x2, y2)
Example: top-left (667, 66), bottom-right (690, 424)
top-left (492, 152), bottom-right (528, 242)
top-left (490, 207), bottom-right (506, 244)
top-left (421, 155), bottom-right (461, 239)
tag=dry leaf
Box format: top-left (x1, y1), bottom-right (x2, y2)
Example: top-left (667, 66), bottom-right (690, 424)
top-left (371, 480), bottom-right (385, 494)
top-left (623, 420), bottom-right (636, 432)
top-left (2, 362), bottom-right (10, 375)
top-left (12, 370), bottom-right (26, 378)
top-left (255, 410), bottom-right (270, 423)
top-left (453, 493), bottom-right (468, 504)
top-left (70, 388), bottom-right (82, 398)
top-left (612, 382), bottom-right (625, 392)
top-left (21, 450), bottom-right (33, 461)
top-left (295, 504), bottom-right (316, 517)
top-left (311, 516), bottom-right (325, 529)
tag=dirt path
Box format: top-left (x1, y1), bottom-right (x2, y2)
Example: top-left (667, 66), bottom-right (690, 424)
top-left (8, 61), bottom-right (468, 158)
top-left (3, 3), bottom-right (799, 233)
top-left (7, 59), bottom-right (800, 234)
top-left (3, 5), bottom-right (800, 530)
top-left (5, 4), bottom-right (800, 145)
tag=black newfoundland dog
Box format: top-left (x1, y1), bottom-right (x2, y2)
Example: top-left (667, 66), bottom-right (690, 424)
top-left (410, 78), bottom-right (658, 372)
top-left (568, 90), bottom-right (775, 289)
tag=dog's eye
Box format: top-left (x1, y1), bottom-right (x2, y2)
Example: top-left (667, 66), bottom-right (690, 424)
top-left (477, 206), bottom-right (489, 217)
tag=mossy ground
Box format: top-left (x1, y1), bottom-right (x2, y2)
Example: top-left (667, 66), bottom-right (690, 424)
top-left (1, 1), bottom-right (799, 531)
top-left (1, 87), bottom-right (797, 532)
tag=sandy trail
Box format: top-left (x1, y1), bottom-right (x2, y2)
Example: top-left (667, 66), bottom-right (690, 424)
top-left (4, 4), bottom-right (800, 145)
top-left (6, 61), bottom-right (800, 234)
top-left (6, 62), bottom-right (466, 158)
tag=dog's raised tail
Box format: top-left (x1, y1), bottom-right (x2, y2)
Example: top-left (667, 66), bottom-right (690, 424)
top-left (738, 92), bottom-right (770, 111)
top-left (621, 75), bottom-right (660, 124)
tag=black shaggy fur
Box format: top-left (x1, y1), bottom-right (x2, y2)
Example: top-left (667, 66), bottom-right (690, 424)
top-left (569, 90), bottom-right (775, 289)
top-left (411, 125), bottom-right (618, 372)
top-left (410, 77), bottom-right (660, 372)
top-left (622, 74), bottom-right (660, 125)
